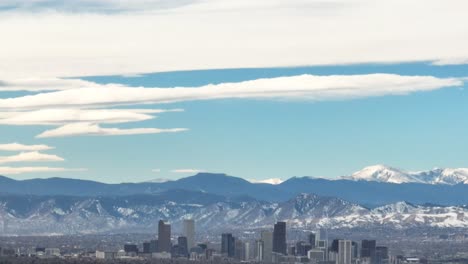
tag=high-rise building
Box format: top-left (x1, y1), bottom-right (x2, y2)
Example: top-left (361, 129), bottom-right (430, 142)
top-left (143, 242), bottom-right (151, 254)
top-left (308, 233), bottom-right (316, 248)
top-left (273, 221), bottom-right (287, 255)
top-left (235, 240), bottom-right (245, 260)
top-left (330, 239), bottom-right (340, 253)
top-left (255, 240), bottom-right (264, 261)
top-left (244, 241), bottom-right (250, 261)
top-left (375, 246), bottom-right (389, 264)
top-left (150, 240), bottom-right (158, 253)
top-left (361, 240), bottom-right (376, 262)
top-left (295, 241), bottom-right (311, 256)
top-left (338, 240), bottom-right (352, 264)
top-left (177, 236), bottom-right (189, 257)
top-left (183, 219), bottom-right (196, 250)
top-left (221, 233), bottom-right (235, 257)
top-left (261, 230), bottom-right (273, 262)
top-left (157, 220), bottom-right (172, 253)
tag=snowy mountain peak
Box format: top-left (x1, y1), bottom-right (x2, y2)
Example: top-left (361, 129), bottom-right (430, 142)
top-left (346, 165), bottom-right (468, 185)
top-left (249, 178), bottom-right (284, 185)
top-left (347, 165), bottom-right (422, 184)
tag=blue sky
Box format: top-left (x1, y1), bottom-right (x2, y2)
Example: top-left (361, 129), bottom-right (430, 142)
top-left (1, 0), bottom-right (468, 183)
top-left (1, 62), bottom-right (467, 183)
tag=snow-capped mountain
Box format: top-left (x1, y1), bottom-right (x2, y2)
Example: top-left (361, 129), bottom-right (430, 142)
top-left (1, 192), bottom-right (467, 235)
top-left (249, 178), bottom-right (284, 185)
top-left (346, 165), bottom-right (468, 185)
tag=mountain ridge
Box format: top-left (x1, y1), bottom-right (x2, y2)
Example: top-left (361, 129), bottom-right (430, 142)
top-left (0, 192), bottom-right (466, 235)
top-left (1, 172), bottom-right (468, 206)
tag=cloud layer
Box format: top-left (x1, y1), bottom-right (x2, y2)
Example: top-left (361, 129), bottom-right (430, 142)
top-left (36, 123), bottom-right (188, 138)
top-left (0, 151), bottom-right (64, 164)
top-left (1, 0), bottom-right (468, 78)
top-left (0, 74), bottom-right (463, 138)
top-left (0, 142), bottom-right (54, 151)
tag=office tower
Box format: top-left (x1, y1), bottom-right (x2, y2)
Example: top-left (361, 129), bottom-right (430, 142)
top-left (375, 246), bottom-right (389, 264)
top-left (244, 241), bottom-right (250, 261)
top-left (273, 221), bottom-right (287, 255)
top-left (351, 241), bottom-right (359, 259)
top-left (330, 239), bottom-right (340, 253)
top-left (255, 240), bottom-right (264, 261)
top-left (296, 241), bottom-right (312, 256)
top-left (308, 233), bottom-right (316, 248)
top-left (235, 240), bottom-right (245, 260)
top-left (361, 240), bottom-right (376, 262)
top-left (221, 233), bottom-right (235, 257)
top-left (143, 242), bottom-right (151, 254)
top-left (178, 236), bottom-right (189, 257)
top-left (338, 240), bottom-right (352, 264)
top-left (183, 219), bottom-right (196, 250)
top-left (261, 230), bottom-right (273, 262)
top-left (150, 240), bottom-right (158, 253)
top-left (158, 220), bottom-right (172, 253)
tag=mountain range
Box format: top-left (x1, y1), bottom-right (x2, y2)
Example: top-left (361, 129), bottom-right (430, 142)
top-left (1, 165), bottom-right (468, 206)
top-left (0, 191), bottom-right (466, 235)
top-left (346, 165), bottom-right (468, 185)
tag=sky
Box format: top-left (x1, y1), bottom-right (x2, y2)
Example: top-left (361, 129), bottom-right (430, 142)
top-left (0, 0), bottom-right (468, 183)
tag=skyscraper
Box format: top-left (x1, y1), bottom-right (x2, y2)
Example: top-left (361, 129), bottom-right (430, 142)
top-left (273, 221), bottom-right (287, 255)
top-left (375, 246), bottom-right (389, 264)
top-left (157, 220), bottom-right (171, 253)
top-left (177, 236), bottom-right (189, 257)
top-left (361, 239), bottom-right (376, 262)
top-left (255, 240), bottom-right (264, 261)
top-left (221, 233), bottom-right (235, 257)
top-left (261, 230), bottom-right (273, 261)
top-left (338, 240), bottom-right (352, 264)
top-left (183, 219), bottom-right (196, 250)
top-left (308, 233), bottom-right (316, 248)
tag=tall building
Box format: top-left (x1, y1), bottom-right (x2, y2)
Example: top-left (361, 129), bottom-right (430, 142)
top-left (183, 219), bottom-right (196, 250)
top-left (255, 240), bottom-right (264, 261)
top-left (330, 239), bottom-right (340, 253)
top-left (261, 230), bottom-right (273, 262)
top-left (157, 220), bottom-right (171, 253)
top-left (244, 241), bottom-right (250, 261)
top-left (375, 246), bottom-right (389, 264)
top-left (273, 221), bottom-right (287, 255)
top-left (361, 240), bottom-right (376, 262)
top-left (308, 233), bottom-right (316, 248)
top-left (234, 240), bottom-right (245, 260)
top-left (221, 233), bottom-right (235, 257)
top-left (338, 240), bottom-right (352, 264)
top-left (177, 236), bottom-right (189, 257)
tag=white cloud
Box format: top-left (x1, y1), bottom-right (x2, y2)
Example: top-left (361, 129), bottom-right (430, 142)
top-left (171, 169), bottom-right (203, 174)
top-left (0, 0), bottom-right (196, 13)
top-left (0, 77), bottom-right (103, 92)
top-left (0, 151), bottom-right (64, 164)
top-left (432, 58), bottom-right (468, 66)
top-left (151, 168), bottom-right (161, 173)
top-left (0, 142), bottom-right (54, 151)
top-left (0, 108), bottom-right (183, 125)
top-left (36, 122), bottom-right (188, 138)
top-left (0, 166), bottom-right (87, 175)
top-left (1, 0), bottom-right (468, 78)
top-left (0, 74), bottom-right (461, 110)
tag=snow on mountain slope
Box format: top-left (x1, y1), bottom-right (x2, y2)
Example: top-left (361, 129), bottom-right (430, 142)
top-left (249, 178), bottom-right (284, 185)
top-left (346, 165), bottom-right (468, 185)
top-left (1, 193), bottom-right (467, 235)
